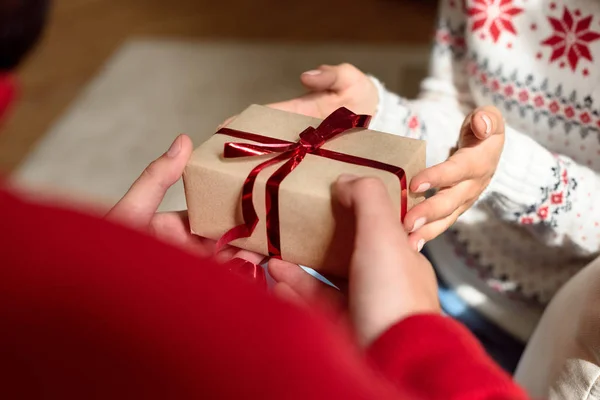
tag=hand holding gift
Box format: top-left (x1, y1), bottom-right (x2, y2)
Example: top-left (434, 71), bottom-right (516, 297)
top-left (106, 135), bottom-right (266, 283)
top-left (268, 63), bottom-right (378, 118)
top-left (404, 106), bottom-right (505, 251)
top-left (269, 175), bottom-right (440, 346)
top-left (217, 64), bottom-right (376, 128)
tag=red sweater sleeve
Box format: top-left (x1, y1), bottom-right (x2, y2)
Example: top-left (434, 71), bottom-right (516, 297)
top-left (0, 73), bottom-right (16, 121)
top-left (367, 314), bottom-right (529, 400)
top-left (0, 188), bottom-right (530, 399)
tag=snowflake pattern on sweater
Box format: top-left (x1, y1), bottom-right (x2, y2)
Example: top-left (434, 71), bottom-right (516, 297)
top-left (512, 157), bottom-right (576, 228)
top-left (370, 0), bottom-right (600, 306)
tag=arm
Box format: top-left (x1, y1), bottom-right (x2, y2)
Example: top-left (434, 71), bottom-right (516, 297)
top-left (0, 187), bottom-right (528, 400)
top-left (369, 0), bottom-right (472, 167)
top-left (373, 0), bottom-right (599, 256)
top-left (368, 314), bottom-right (529, 400)
top-left (485, 127), bottom-right (600, 256)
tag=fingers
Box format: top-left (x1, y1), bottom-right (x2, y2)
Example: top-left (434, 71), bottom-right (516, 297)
top-left (106, 134), bottom-right (193, 228)
top-left (334, 175), bottom-right (439, 345)
top-left (300, 63), bottom-right (362, 93)
top-left (272, 282), bottom-right (307, 307)
top-left (463, 106), bottom-right (505, 142)
top-left (267, 91), bottom-right (327, 118)
top-left (268, 259), bottom-right (345, 310)
top-left (410, 156), bottom-right (472, 193)
top-left (233, 248), bottom-right (267, 266)
top-left (403, 183), bottom-right (471, 234)
top-left (408, 207), bottom-right (463, 251)
top-left (334, 175), bottom-right (409, 257)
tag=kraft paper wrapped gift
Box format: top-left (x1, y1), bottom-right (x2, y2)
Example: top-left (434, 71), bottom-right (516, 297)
top-left (183, 105), bottom-right (425, 276)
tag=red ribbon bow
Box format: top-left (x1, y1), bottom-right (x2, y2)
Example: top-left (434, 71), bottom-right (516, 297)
top-left (217, 107), bottom-right (407, 283)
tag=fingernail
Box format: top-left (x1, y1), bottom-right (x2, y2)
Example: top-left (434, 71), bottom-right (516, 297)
top-left (417, 239), bottom-right (425, 252)
top-left (411, 217), bottom-right (426, 233)
top-left (337, 174), bottom-right (358, 184)
top-left (302, 69), bottom-right (322, 76)
top-left (481, 114), bottom-right (492, 136)
top-left (415, 183), bottom-right (431, 193)
top-left (167, 135), bottom-right (182, 158)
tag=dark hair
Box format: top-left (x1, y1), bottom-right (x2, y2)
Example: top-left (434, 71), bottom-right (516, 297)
top-left (0, 0), bottom-right (50, 71)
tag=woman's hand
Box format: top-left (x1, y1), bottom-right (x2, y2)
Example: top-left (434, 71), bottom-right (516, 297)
top-left (269, 175), bottom-right (440, 347)
top-left (404, 106), bottom-right (505, 251)
top-left (106, 135), bottom-right (263, 264)
top-left (268, 64), bottom-right (378, 118)
top-left (219, 64), bottom-right (378, 128)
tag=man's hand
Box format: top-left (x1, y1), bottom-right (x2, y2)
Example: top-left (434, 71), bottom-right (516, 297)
top-left (106, 135), bottom-right (262, 264)
top-left (269, 176), bottom-right (440, 347)
top-left (404, 106), bottom-right (505, 251)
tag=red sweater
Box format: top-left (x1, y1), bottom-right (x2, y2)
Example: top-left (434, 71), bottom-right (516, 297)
top-left (0, 187), bottom-right (529, 399)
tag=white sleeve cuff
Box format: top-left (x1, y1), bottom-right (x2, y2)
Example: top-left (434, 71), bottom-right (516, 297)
top-left (483, 126), bottom-right (557, 214)
top-left (367, 75), bottom-right (410, 136)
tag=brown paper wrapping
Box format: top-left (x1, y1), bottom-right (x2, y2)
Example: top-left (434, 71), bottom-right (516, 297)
top-left (183, 105), bottom-right (425, 276)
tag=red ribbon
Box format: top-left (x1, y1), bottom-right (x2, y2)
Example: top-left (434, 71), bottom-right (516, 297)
top-left (217, 107), bottom-right (407, 271)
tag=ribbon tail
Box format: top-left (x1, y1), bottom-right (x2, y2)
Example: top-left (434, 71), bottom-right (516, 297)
top-left (265, 151), bottom-right (307, 258)
top-left (215, 150), bottom-right (296, 253)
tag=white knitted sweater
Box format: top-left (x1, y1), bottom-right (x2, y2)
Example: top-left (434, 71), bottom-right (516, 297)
top-left (370, 0), bottom-right (600, 307)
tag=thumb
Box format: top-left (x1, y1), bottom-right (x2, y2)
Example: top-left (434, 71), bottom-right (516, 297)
top-left (465, 106), bottom-right (504, 141)
top-left (300, 63), bottom-right (360, 93)
top-left (334, 175), bottom-right (427, 346)
top-left (106, 134), bottom-right (193, 228)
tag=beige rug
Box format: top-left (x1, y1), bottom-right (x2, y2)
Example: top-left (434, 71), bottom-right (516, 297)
top-left (12, 38), bottom-right (429, 211)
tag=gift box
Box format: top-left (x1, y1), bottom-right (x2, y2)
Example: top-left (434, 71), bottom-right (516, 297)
top-left (183, 105), bottom-right (425, 277)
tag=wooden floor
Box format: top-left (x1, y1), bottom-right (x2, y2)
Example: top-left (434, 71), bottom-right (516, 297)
top-left (0, 0), bottom-right (437, 173)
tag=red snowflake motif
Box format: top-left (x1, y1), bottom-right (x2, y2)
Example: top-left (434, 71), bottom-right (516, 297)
top-left (521, 216), bottom-right (534, 225)
top-left (491, 79), bottom-right (501, 91)
top-left (583, 68), bottom-right (589, 76)
top-left (408, 116), bottom-right (419, 130)
top-left (541, 7), bottom-right (600, 71)
top-left (597, 120), bottom-right (600, 128)
top-left (551, 192), bottom-right (564, 204)
top-left (534, 95), bottom-right (544, 107)
top-left (480, 72), bottom-right (488, 84)
top-left (564, 106), bottom-right (575, 118)
top-left (504, 85), bottom-right (514, 97)
top-left (581, 112), bottom-right (592, 124)
top-left (538, 206), bottom-right (549, 220)
top-left (467, 0), bottom-right (524, 43)
top-left (549, 101), bottom-right (560, 113)
top-left (518, 90), bottom-right (529, 102)
top-left (562, 170), bottom-right (568, 185)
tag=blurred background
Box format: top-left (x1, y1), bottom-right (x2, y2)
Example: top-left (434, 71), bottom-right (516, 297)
top-left (1, 0), bottom-right (437, 209)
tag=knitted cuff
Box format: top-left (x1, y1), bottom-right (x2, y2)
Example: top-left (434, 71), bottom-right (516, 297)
top-left (367, 75), bottom-right (410, 136)
top-left (483, 126), bottom-right (557, 214)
